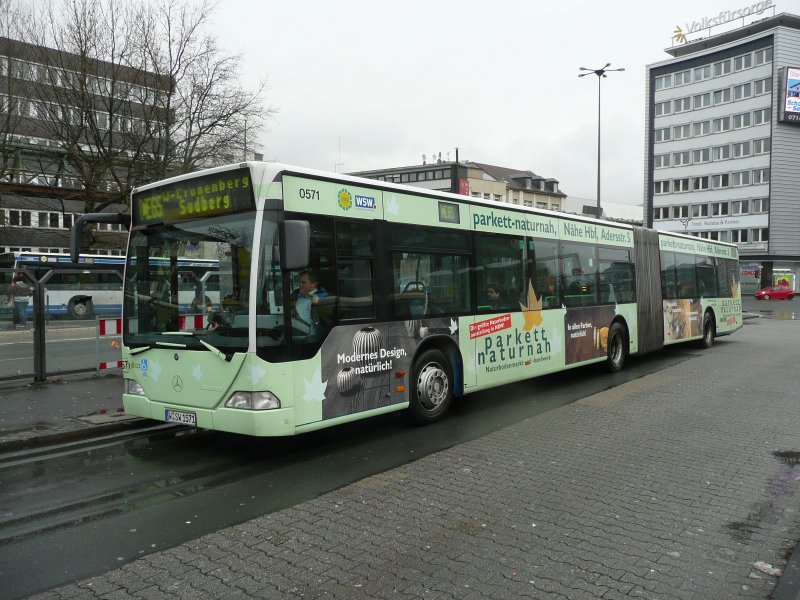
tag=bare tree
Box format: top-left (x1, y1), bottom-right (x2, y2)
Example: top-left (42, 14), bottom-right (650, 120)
top-left (15, 0), bottom-right (271, 213)
top-left (133, 0), bottom-right (270, 178)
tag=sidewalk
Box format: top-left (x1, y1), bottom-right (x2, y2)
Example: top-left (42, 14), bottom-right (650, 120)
top-left (0, 371), bottom-right (145, 451)
top-left (5, 314), bottom-right (800, 599)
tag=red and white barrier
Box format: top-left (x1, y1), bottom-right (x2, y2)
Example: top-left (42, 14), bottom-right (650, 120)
top-left (98, 360), bottom-right (124, 370)
top-left (98, 318), bottom-right (123, 336)
top-left (97, 318), bottom-right (123, 371)
top-left (178, 314), bottom-right (205, 331)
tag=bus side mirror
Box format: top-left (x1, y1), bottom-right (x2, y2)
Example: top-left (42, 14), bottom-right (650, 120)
top-left (70, 212), bottom-right (131, 262)
top-left (280, 220), bottom-right (310, 271)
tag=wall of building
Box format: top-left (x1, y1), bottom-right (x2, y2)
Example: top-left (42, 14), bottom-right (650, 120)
top-left (770, 26), bottom-right (800, 256)
top-left (464, 166), bottom-right (506, 203)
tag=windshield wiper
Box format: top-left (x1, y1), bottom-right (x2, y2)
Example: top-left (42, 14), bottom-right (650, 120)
top-left (161, 331), bottom-right (231, 362)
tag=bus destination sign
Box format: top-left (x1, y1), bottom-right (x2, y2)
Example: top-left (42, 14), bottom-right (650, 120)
top-left (132, 168), bottom-right (255, 226)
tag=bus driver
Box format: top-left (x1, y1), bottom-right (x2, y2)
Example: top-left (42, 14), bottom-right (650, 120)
top-left (290, 270), bottom-right (329, 335)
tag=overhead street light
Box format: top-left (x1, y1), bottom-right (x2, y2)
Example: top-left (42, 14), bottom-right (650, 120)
top-left (579, 63), bottom-right (624, 220)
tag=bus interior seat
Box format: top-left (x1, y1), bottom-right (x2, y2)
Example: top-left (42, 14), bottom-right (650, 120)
top-left (395, 282), bottom-right (428, 318)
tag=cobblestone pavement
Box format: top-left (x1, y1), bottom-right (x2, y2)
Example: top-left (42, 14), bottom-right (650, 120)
top-left (29, 317), bottom-right (800, 599)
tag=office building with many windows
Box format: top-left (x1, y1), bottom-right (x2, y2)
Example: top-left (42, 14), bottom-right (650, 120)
top-left (0, 36), bottom-right (169, 255)
top-left (645, 13), bottom-right (800, 292)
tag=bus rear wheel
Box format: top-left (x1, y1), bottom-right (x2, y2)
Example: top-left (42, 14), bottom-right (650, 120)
top-left (409, 349), bottom-right (453, 424)
top-left (696, 311), bottom-right (715, 349)
top-left (68, 298), bottom-right (94, 320)
top-left (605, 322), bottom-right (627, 373)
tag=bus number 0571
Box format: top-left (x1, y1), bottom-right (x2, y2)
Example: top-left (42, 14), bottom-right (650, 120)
top-left (299, 188), bottom-right (319, 200)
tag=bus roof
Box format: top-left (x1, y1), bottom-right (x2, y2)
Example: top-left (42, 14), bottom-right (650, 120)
top-left (131, 161), bottom-right (735, 251)
top-left (132, 161), bottom-right (637, 233)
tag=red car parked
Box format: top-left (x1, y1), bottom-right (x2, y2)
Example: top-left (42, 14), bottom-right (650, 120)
top-left (754, 285), bottom-right (795, 300)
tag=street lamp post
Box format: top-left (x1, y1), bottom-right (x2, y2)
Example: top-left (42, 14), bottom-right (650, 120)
top-left (579, 63), bottom-right (624, 219)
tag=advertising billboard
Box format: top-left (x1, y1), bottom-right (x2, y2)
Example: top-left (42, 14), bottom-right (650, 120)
top-left (779, 67), bottom-right (800, 124)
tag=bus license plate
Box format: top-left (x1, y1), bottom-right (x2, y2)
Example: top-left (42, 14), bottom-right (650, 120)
top-left (165, 409), bottom-right (196, 426)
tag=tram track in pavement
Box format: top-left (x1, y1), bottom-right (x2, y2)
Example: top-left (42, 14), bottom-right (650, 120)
top-left (0, 347), bottom-right (704, 549)
top-left (0, 423), bottom-right (262, 545)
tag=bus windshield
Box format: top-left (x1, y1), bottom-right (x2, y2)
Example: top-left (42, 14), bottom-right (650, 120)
top-left (123, 212), bottom-right (257, 352)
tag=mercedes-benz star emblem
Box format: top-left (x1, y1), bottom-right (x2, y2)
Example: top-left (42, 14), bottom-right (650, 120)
top-left (172, 375), bottom-right (184, 393)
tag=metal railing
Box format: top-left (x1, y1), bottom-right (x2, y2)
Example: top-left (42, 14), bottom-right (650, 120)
top-left (1, 267), bottom-right (123, 382)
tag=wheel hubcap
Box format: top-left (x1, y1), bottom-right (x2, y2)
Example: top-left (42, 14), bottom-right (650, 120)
top-left (417, 362), bottom-right (448, 410)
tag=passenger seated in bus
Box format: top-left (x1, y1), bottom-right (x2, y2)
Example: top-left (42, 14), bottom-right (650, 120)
top-left (485, 284), bottom-right (509, 310)
top-left (290, 270), bottom-right (331, 336)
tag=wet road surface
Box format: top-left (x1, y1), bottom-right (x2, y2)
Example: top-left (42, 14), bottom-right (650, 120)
top-left (0, 344), bottom-right (698, 599)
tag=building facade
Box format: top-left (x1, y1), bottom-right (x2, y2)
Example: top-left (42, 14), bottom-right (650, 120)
top-left (0, 36), bottom-right (169, 255)
top-left (352, 160), bottom-right (566, 211)
top-left (645, 13), bottom-right (800, 292)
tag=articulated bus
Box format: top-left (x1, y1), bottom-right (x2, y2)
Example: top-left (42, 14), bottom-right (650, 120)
top-left (70, 162), bottom-right (742, 436)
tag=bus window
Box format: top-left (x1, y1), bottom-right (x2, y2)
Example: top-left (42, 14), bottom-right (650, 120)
top-left (337, 260), bottom-right (373, 319)
top-left (336, 221), bottom-right (374, 320)
top-left (717, 259), bottom-right (732, 298)
top-left (560, 242), bottom-right (597, 307)
top-left (598, 247), bottom-right (635, 304)
top-left (675, 252), bottom-right (696, 298)
top-left (695, 255), bottom-right (718, 298)
top-left (288, 216), bottom-right (337, 359)
top-left (726, 259), bottom-right (740, 297)
top-left (525, 237), bottom-right (560, 309)
top-left (391, 251), bottom-right (470, 318)
top-left (475, 233), bottom-right (523, 312)
top-left (661, 250), bottom-right (678, 299)
top-left (428, 254), bottom-right (470, 315)
top-left (390, 225), bottom-right (470, 319)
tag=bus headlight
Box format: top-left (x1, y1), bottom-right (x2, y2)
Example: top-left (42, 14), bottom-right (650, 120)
top-left (125, 379), bottom-right (145, 396)
top-left (225, 391), bottom-right (281, 410)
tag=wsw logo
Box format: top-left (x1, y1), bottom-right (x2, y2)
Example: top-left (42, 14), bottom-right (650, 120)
top-left (338, 188), bottom-right (376, 211)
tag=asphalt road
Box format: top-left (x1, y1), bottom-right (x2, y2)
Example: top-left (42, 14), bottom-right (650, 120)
top-left (0, 321), bottom-right (121, 378)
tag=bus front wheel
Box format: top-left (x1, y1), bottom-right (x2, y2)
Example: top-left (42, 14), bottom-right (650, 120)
top-left (606, 322), bottom-right (627, 373)
top-left (696, 311), bottom-right (715, 349)
top-left (409, 349), bottom-right (453, 424)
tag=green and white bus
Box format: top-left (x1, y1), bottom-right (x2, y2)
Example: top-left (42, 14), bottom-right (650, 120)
top-left (70, 162), bottom-right (742, 436)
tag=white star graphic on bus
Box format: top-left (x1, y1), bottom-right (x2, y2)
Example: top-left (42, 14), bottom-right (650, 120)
top-left (149, 360), bottom-right (162, 383)
top-left (303, 367), bottom-right (327, 402)
top-left (449, 318), bottom-right (458, 335)
top-left (386, 196), bottom-right (399, 215)
top-left (192, 364), bottom-right (203, 381)
top-left (248, 364), bottom-right (266, 385)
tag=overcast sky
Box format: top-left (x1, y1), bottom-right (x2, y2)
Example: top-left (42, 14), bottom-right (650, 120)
top-left (213, 0), bottom-right (798, 206)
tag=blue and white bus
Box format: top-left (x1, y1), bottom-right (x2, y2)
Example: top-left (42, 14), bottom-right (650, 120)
top-left (1, 252), bottom-right (221, 320)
